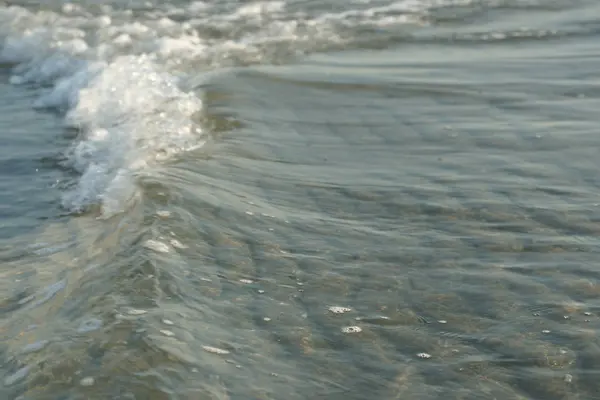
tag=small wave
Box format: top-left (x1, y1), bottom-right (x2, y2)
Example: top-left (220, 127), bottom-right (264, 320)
top-left (0, 0), bottom-right (469, 215)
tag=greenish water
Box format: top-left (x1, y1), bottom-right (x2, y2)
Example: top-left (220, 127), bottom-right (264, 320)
top-left (1, 0), bottom-right (600, 399)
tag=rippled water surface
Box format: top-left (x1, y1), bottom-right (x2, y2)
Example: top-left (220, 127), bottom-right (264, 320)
top-left (1, 0), bottom-right (600, 399)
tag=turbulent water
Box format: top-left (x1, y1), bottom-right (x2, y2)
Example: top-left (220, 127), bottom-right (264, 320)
top-left (1, 0), bottom-right (600, 399)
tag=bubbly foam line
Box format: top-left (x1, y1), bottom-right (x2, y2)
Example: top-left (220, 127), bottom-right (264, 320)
top-left (0, 6), bottom-right (204, 216)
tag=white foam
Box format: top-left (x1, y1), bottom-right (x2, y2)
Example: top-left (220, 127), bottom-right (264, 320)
top-left (54, 57), bottom-right (201, 214)
top-left (236, 1), bottom-right (285, 18)
top-left (0, 6), bottom-right (204, 216)
top-left (143, 239), bottom-right (171, 253)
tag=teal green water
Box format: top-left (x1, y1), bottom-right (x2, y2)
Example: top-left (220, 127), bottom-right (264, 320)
top-left (1, 1), bottom-right (600, 399)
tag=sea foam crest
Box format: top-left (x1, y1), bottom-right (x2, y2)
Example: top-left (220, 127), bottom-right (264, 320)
top-left (0, 6), bottom-right (204, 216)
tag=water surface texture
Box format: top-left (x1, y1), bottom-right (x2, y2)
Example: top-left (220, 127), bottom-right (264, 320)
top-left (1, 0), bottom-right (600, 399)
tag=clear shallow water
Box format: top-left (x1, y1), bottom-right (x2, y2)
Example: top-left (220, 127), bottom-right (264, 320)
top-left (1, 0), bottom-right (600, 399)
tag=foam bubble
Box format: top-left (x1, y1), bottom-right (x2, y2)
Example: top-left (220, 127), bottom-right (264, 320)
top-left (202, 345), bottom-right (230, 355)
top-left (144, 240), bottom-right (171, 253)
top-left (341, 326), bottom-right (362, 333)
top-left (80, 377), bottom-right (95, 387)
top-left (329, 306), bottom-right (352, 314)
top-left (127, 308), bottom-right (148, 316)
top-left (169, 238), bottom-right (187, 249)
